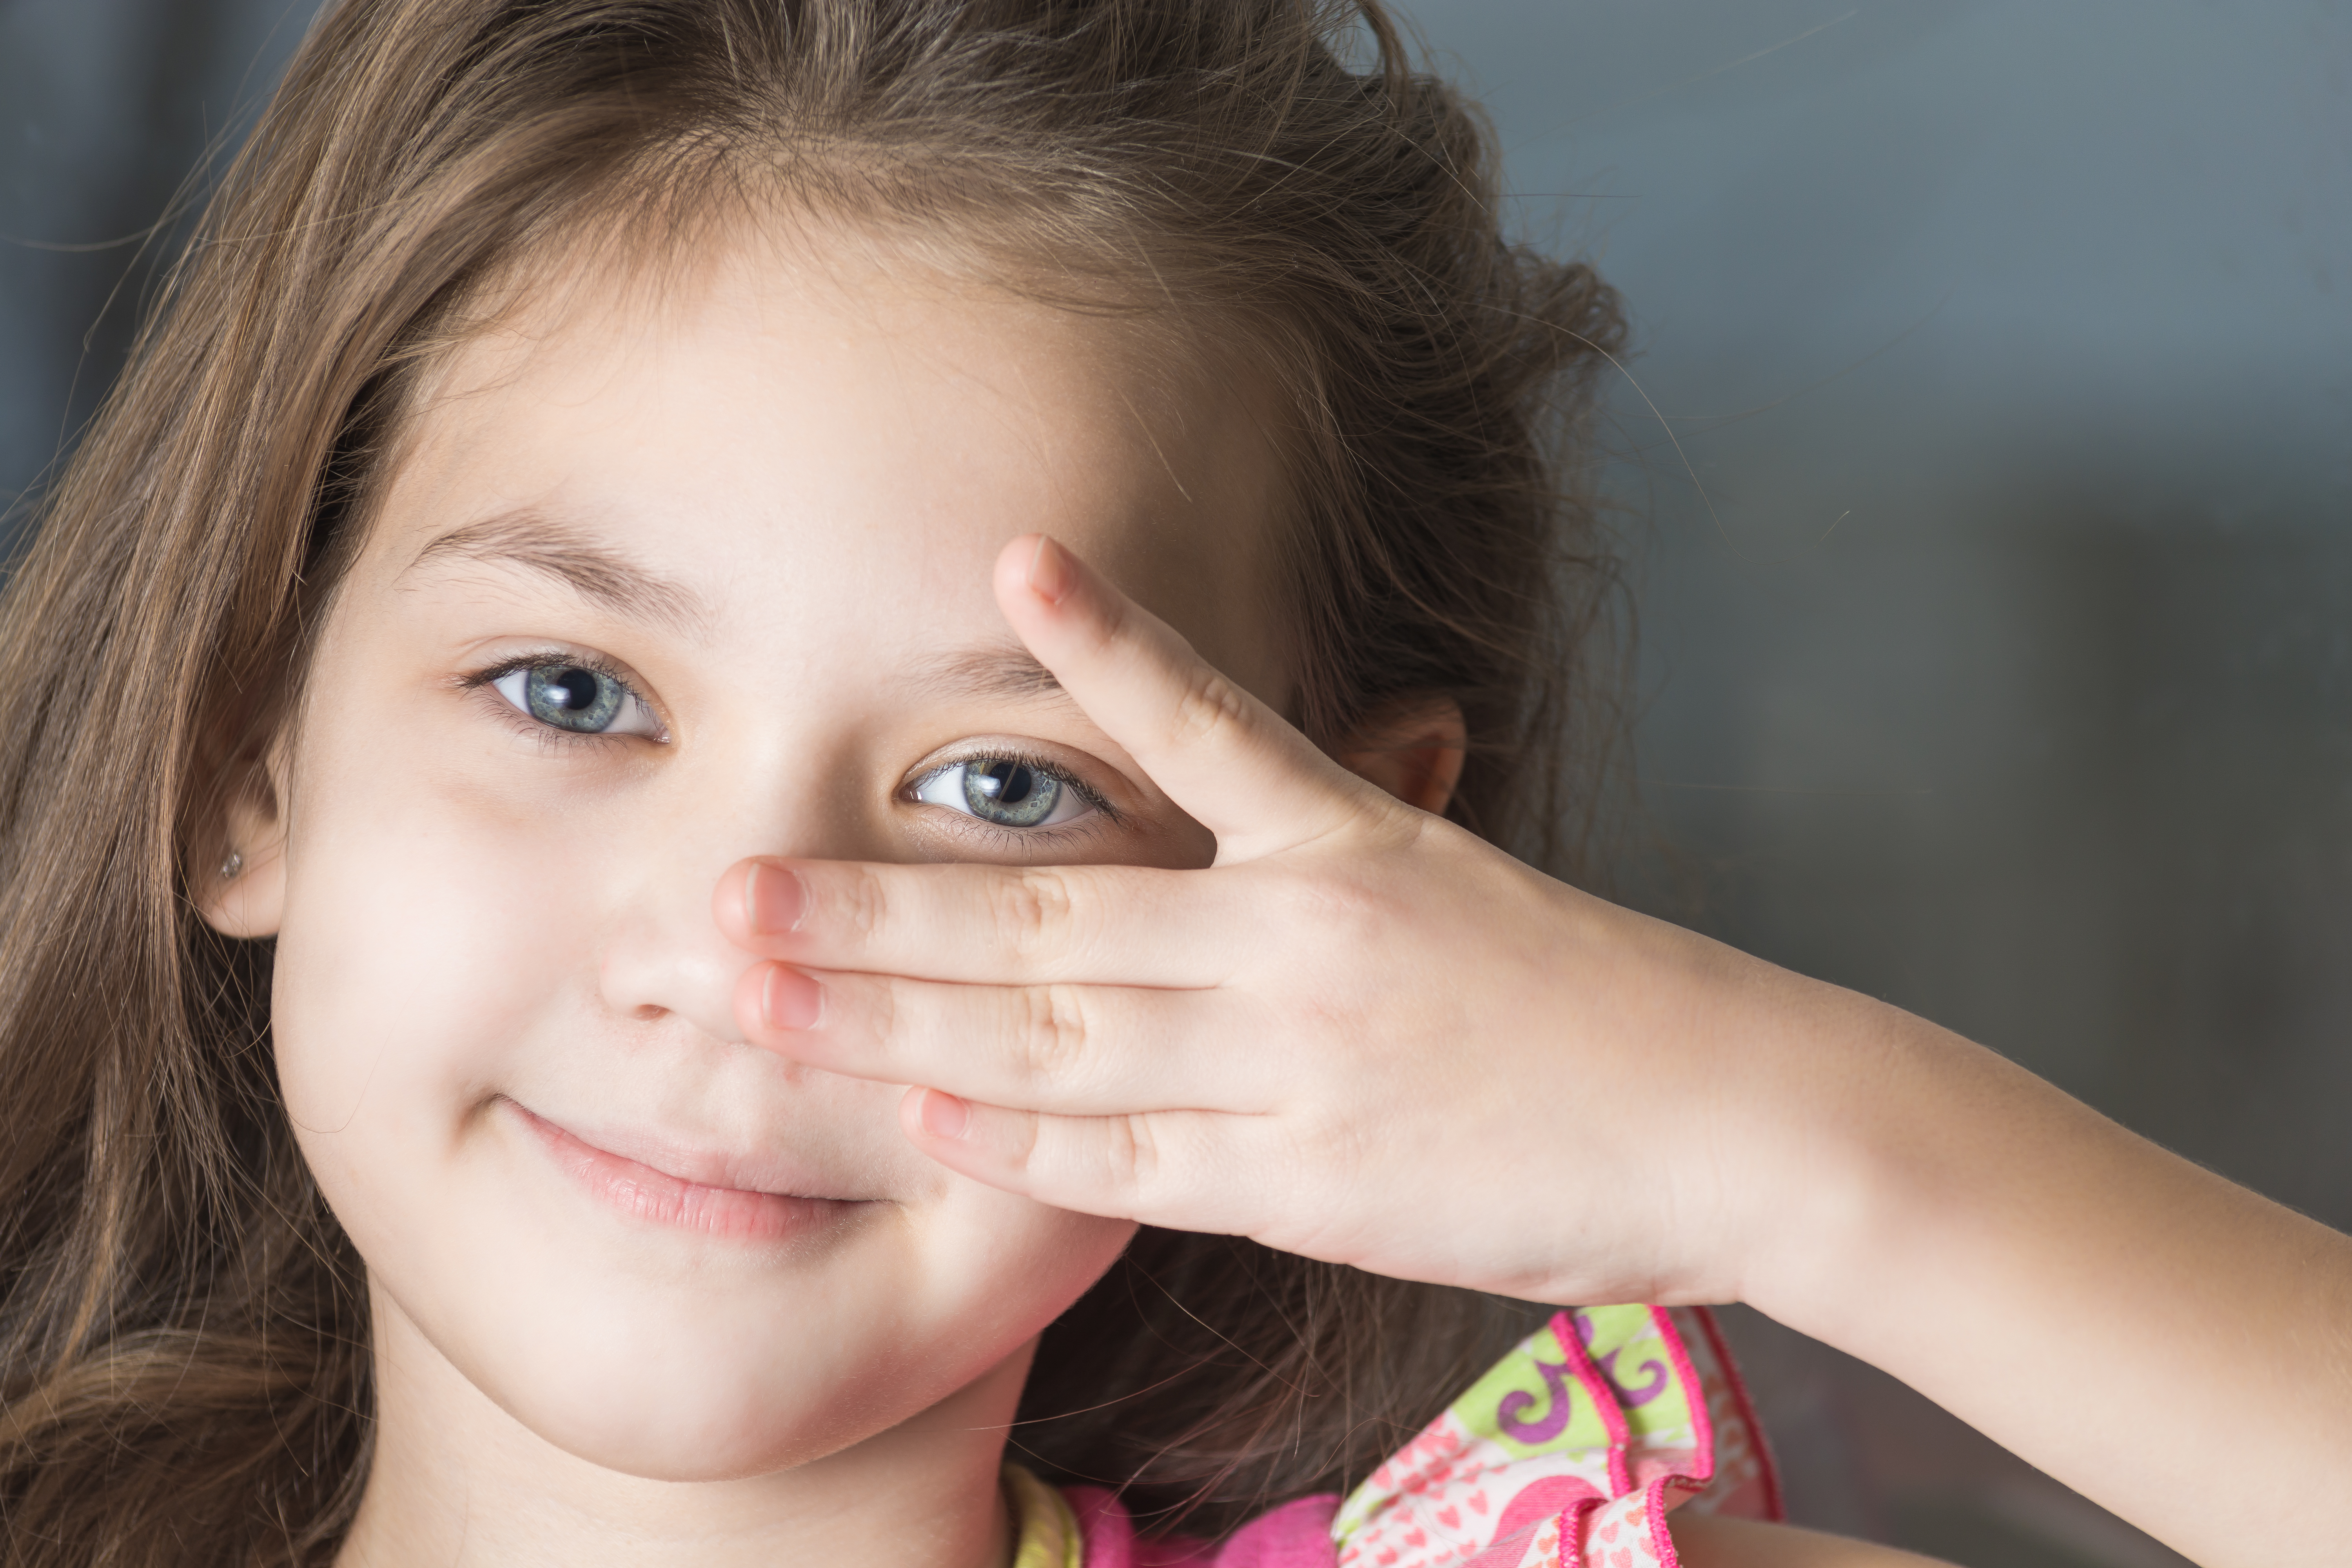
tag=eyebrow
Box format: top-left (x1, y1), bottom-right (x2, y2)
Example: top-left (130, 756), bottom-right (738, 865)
top-left (402, 509), bottom-right (713, 637)
top-left (405, 517), bottom-right (1071, 710)
top-left (907, 644), bottom-right (1075, 708)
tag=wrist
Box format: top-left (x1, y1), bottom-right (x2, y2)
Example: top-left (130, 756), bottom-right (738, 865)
top-left (1715, 976), bottom-right (1983, 1341)
top-left (1722, 980), bottom-right (2111, 1363)
top-left (1559, 912), bottom-right (1936, 1318)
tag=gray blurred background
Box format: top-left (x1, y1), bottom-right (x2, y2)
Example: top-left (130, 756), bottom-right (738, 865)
top-left (4, 2), bottom-right (2345, 1564)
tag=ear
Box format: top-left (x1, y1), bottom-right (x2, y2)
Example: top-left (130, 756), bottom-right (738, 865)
top-left (1334, 696), bottom-right (1466, 817)
top-left (197, 734), bottom-right (290, 940)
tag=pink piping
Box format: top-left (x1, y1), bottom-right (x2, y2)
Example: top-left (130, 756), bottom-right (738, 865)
top-left (1690, 1306), bottom-right (1786, 1523)
top-left (1646, 1306), bottom-right (1715, 1489)
top-left (1550, 1310), bottom-right (1633, 1497)
top-left (1627, 1307), bottom-right (1719, 1568)
top-left (1564, 1496), bottom-right (1606, 1568)
top-left (1644, 1478), bottom-right (1682, 1568)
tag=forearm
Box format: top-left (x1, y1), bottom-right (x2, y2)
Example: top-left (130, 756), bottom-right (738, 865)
top-left (1740, 988), bottom-right (2352, 1567)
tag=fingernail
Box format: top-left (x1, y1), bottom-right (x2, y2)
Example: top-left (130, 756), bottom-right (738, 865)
top-left (760, 964), bottom-right (822, 1031)
top-left (918, 1089), bottom-right (971, 1140)
top-left (1025, 535), bottom-right (1076, 606)
top-left (744, 860), bottom-right (805, 935)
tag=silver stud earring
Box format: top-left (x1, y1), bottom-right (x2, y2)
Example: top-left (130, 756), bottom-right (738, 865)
top-left (220, 849), bottom-right (244, 881)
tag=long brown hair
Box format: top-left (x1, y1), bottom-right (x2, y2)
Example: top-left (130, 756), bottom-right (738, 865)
top-left (0, 1), bottom-right (1627, 1559)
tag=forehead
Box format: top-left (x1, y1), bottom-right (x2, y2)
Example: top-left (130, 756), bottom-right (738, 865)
top-left (363, 221), bottom-right (1292, 700)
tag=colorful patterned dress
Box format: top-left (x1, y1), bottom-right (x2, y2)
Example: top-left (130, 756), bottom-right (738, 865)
top-left (1004, 1305), bottom-right (1780, 1568)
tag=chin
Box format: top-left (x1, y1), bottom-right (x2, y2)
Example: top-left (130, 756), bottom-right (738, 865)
top-left (433, 1274), bottom-right (929, 1480)
top-left (349, 1136), bottom-right (1139, 1484)
top-left (511, 1372), bottom-right (872, 1483)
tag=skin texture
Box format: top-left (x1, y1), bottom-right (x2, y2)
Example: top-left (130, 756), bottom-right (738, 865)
top-left (200, 222), bottom-right (2022, 1566)
top-left (722, 525), bottom-right (2352, 1568)
top-left (206, 230), bottom-right (1295, 1567)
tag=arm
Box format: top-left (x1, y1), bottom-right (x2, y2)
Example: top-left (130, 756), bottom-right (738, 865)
top-left (718, 535), bottom-right (2352, 1568)
top-left (1725, 975), bottom-right (2352, 1567)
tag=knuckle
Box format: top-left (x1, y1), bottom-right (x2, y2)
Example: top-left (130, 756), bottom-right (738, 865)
top-left (1289, 866), bottom-right (1396, 948)
top-left (1013, 983), bottom-right (1092, 1083)
top-left (867, 976), bottom-right (899, 1051)
top-left (834, 864), bottom-right (889, 942)
top-left (990, 866), bottom-right (1074, 960)
top-left (1166, 662), bottom-right (1252, 750)
top-left (1098, 1114), bottom-right (1159, 1192)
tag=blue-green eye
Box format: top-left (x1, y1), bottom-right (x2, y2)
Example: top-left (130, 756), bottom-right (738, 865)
top-left (913, 757), bottom-right (1091, 828)
top-left (490, 662), bottom-right (661, 737)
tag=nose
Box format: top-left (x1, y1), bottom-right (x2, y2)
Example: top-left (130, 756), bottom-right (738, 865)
top-left (592, 750), bottom-right (866, 1044)
top-left (597, 884), bottom-right (750, 1043)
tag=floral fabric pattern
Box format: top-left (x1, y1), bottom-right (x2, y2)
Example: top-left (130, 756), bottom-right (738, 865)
top-left (1027, 1304), bottom-right (1779, 1568)
top-left (1330, 1305), bottom-right (1780, 1568)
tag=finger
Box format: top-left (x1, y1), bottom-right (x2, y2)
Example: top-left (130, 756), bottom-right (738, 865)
top-left (735, 961), bottom-right (1270, 1114)
top-left (995, 535), bottom-right (1370, 859)
top-left (714, 854), bottom-right (1251, 986)
top-left (898, 1088), bottom-right (1268, 1234)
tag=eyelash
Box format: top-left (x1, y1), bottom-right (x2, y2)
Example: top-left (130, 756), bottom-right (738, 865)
top-left (459, 659), bottom-right (1118, 838)
top-left (459, 651), bottom-right (664, 750)
top-left (907, 747), bottom-right (1118, 840)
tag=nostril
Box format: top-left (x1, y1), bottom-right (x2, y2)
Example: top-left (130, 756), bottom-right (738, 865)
top-left (596, 917), bottom-right (742, 1042)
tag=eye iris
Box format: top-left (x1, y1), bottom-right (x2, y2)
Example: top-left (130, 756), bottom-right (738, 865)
top-left (962, 759), bottom-right (1060, 827)
top-left (524, 665), bottom-right (623, 732)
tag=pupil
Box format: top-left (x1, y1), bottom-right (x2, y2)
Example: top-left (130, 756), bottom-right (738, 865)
top-left (552, 669), bottom-right (598, 709)
top-left (957, 759), bottom-right (1060, 827)
top-left (979, 761), bottom-right (1033, 804)
top-left (525, 662), bottom-right (624, 732)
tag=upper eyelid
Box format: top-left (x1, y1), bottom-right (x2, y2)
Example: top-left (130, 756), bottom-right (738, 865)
top-left (464, 647), bottom-right (668, 735)
top-left (909, 748), bottom-right (1118, 820)
top-left (465, 646), bottom-right (647, 697)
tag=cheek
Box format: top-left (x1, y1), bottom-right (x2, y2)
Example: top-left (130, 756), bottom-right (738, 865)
top-left (907, 1183), bottom-right (1138, 1347)
top-left (264, 715), bottom-right (1138, 1478)
top-left (271, 749), bottom-right (573, 1183)
top-left (266, 705), bottom-right (641, 1361)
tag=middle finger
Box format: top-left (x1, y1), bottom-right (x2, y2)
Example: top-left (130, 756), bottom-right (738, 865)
top-left (736, 962), bottom-right (1275, 1115)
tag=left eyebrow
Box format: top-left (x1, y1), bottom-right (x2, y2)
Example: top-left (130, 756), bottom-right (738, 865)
top-left (907, 643), bottom-right (1078, 709)
top-left (402, 508), bottom-right (713, 637)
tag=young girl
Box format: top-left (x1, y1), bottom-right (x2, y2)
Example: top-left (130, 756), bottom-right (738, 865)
top-left (0, 3), bottom-right (2343, 1566)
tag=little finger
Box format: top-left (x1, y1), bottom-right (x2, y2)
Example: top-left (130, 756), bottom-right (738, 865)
top-left (898, 1088), bottom-right (1277, 1235)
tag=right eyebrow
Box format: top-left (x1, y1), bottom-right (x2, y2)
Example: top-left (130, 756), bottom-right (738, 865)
top-left (401, 509), bottom-right (713, 637)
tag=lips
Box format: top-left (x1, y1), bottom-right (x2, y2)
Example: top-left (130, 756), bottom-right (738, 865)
top-left (504, 1099), bottom-right (867, 1243)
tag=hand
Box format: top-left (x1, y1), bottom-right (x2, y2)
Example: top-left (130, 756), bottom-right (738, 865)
top-left (711, 538), bottom-right (2352, 1566)
top-left (710, 535), bottom-right (1832, 1307)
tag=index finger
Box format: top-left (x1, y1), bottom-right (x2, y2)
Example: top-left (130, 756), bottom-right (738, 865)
top-left (713, 854), bottom-right (1248, 986)
top-left (998, 535), bottom-right (1370, 861)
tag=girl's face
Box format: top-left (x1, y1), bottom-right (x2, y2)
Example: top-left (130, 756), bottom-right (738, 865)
top-left (230, 226), bottom-right (1289, 1482)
